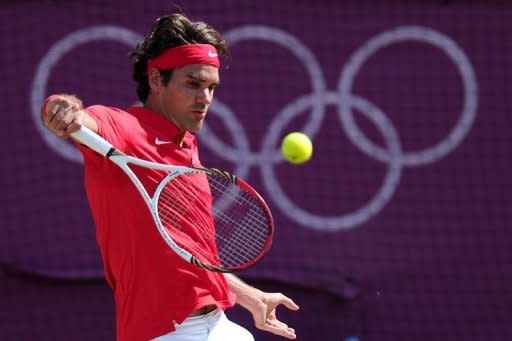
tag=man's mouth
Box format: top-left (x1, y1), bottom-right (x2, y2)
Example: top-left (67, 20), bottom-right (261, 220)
top-left (192, 109), bottom-right (207, 117)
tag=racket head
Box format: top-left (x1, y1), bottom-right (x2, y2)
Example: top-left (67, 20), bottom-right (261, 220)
top-left (155, 168), bottom-right (274, 273)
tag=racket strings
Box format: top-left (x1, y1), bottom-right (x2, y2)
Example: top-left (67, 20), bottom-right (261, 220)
top-left (156, 171), bottom-right (271, 270)
top-left (208, 177), bottom-right (270, 267)
top-left (158, 174), bottom-right (220, 264)
top-left (211, 196), bottom-right (268, 253)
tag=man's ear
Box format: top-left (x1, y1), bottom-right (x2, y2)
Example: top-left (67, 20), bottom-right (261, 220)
top-left (148, 68), bottom-right (161, 93)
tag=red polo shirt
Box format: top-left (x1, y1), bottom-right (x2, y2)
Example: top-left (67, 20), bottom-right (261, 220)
top-left (77, 105), bottom-right (236, 341)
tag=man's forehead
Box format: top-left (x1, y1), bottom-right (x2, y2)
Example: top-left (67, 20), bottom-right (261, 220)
top-left (177, 64), bottom-right (219, 82)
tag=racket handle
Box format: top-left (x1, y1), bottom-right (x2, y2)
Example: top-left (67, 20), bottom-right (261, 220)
top-left (71, 125), bottom-right (116, 156)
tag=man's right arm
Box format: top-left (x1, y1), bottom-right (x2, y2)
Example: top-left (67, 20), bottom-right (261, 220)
top-left (41, 94), bottom-right (98, 138)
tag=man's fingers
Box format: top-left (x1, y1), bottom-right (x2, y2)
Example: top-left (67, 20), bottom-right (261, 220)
top-left (42, 101), bottom-right (59, 126)
top-left (46, 100), bottom-right (67, 128)
top-left (266, 318), bottom-right (289, 330)
top-left (46, 100), bottom-right (83, 136)
top-left (65, 114), bottom-right (85, 135)
top-left (50, 101), bottom-right (61, 115)
top-left (41, 95), bottom-right (61, 119)
top-left (261, 322), bottom-right (297, 340)
top-left (54, 108), bottom-right (74, 130)
top-left (257, 313), bottom-right (296, 339)
top-left (278, 294), bottom-right (300, 311)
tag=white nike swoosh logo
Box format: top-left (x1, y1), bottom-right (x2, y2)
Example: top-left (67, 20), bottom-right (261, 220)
top-left (208, 51), bottom-right (218, 58)
top-left (155, 137), bottom-right (173, 145)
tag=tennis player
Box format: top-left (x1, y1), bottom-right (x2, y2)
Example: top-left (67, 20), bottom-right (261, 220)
top-left (41, 13), bottom-right (298, 341)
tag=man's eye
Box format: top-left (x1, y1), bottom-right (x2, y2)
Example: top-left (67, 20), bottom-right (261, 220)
top-left (187, 82), bottom-right (200, 89)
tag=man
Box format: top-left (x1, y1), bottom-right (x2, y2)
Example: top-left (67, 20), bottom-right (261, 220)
top-left (41, 13), bottom-right (298, 341)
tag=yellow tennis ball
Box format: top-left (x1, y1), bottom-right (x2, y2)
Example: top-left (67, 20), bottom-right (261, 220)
top-left (281, 132), bottom-right (313, 164)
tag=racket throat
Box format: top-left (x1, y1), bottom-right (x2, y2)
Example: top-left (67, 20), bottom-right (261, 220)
top-left (106, 147), bottom-right (117, 158)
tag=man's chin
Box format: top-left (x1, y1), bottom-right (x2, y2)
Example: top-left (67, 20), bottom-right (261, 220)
top-left (188, 122), bottom-right (203, 133)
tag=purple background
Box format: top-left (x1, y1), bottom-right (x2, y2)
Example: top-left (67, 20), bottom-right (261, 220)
top-left (1, 1), bottom-right (511, 340)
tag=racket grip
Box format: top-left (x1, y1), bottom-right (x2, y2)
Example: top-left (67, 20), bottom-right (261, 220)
top-left (71, 126), bottom-right (115, 156)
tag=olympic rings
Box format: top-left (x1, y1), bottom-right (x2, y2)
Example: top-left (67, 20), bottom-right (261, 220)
top-left (31, 26), bottom-right (143, 163)
top-left (338, 26), bottom-right (478, 166)
top-left (31, 24), bottom-right (478, 231)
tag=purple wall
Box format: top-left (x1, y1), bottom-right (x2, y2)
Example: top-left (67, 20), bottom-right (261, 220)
top-left (1, 1), bottom-right (511, 340)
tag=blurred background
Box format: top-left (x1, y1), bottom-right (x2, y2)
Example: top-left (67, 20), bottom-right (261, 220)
top-left (1, 0), bottom-right (511, 340)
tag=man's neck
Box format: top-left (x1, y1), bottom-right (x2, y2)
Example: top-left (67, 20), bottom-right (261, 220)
top-left (143, 99), bottom-right (186, 147)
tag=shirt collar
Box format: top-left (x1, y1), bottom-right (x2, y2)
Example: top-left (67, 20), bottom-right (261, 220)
top-left (127, 106), bottom-right (194, 148)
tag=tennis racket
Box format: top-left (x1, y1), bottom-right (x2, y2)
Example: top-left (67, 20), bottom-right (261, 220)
top-left (71, 126), bottom-right (274, 273)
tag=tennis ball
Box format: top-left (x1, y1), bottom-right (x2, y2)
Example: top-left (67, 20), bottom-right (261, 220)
top-left (281, 132), bottom-right (313, 164)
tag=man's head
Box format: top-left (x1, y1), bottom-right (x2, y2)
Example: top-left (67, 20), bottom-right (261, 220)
top-left (130, 13), bottom-right (229, 133)
top-left (130, 13), bottom-right (228, 103)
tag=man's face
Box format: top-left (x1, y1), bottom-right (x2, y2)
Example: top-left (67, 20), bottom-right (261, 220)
top-left (158, 64), bottom-right (219, 133)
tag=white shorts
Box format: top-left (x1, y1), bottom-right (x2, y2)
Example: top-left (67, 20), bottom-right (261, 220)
top-left (151, 309), bottom-right (254, 341)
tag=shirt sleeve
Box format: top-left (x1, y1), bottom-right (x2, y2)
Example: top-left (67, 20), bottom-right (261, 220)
top-left (87, 105), bottom-right (133, 149)
top-left (75, 105), bottom-right (133, 157)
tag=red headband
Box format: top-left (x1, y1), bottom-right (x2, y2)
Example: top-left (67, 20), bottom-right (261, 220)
top-left (146, 44), bottom-right (220, 73)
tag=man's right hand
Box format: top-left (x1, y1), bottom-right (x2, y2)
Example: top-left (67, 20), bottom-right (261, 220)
top-left (41, 94), bottom-right (86, 138)
top-left (41, 94), bottom-right (98, 138)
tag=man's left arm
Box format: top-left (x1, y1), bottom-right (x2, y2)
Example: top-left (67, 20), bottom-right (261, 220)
top-left (225, 273), bottom-right (299, 339)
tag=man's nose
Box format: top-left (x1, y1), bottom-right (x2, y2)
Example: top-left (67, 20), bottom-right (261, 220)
top-left (196, 88), bottom-right (212, 105)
